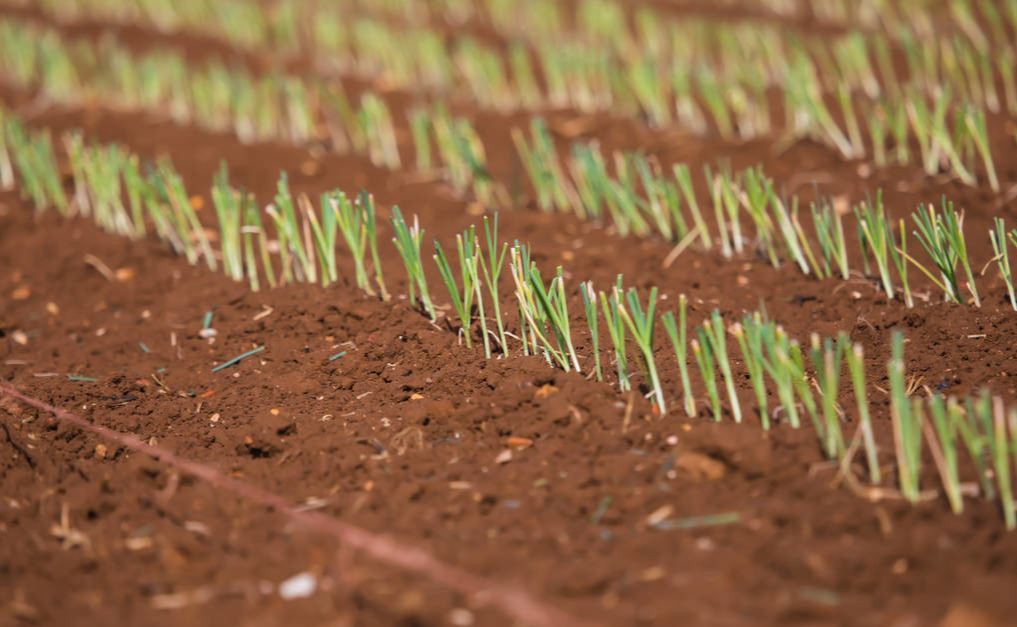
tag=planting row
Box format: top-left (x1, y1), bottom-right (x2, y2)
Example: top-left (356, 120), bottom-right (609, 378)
top-left (513, 121), bottom-right (1013, 309)
top-left (18, 0), bottom-right (1017, 101)
top-left (2, 0), bottom-right (1013, 185)
top-left (4, 107), bottom-right (1017, 530)
top-left (4, 16), bottom-right (1017, 314)
top-left (0, 16), bottom-right (509, 195)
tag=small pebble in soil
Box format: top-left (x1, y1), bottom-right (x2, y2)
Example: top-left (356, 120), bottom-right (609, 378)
top-left (183, 521), bottom-right (210, 536)
top-left (646, 505), bottom-right (674, 527)
top-left (449, 608), bottom-right (474, 626)
top-left (641, 566), bottom-right (666, 581)
top-left (278, 572), bottom-right (316, 600)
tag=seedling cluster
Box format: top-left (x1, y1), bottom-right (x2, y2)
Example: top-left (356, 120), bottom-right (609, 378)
top-left (2, 0), bottom-right (1012, 190)
top-left (6, 98), bottom-right (1017, 528)
top-left (515, 121), bottom-right (1012, 307)
top-left (3, 6), bottom-right (1017, 313)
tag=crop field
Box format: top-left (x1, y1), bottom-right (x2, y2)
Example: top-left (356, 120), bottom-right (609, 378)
top-left (3, 0), bottom-right (1017, 625)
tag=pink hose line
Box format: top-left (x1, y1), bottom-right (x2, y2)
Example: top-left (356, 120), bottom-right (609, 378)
top-left (0, 383), bottom-right (599, 627)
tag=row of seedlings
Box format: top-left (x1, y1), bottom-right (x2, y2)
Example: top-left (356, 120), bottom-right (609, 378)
top-left (4, 108), bottom-right (1017, 529)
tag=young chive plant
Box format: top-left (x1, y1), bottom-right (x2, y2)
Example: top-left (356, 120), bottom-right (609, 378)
top-left (391, 207), bottom-right (437, 320)
top-left (964, 108), bottom-right (999, 192)
top-left (810, 198), bottom-right (850, 281)
top-left (528, 265), bottom-right (581, 372)
top-left (958, 392), bottom-right (998, 503)
top-left (242, 191), bottom-right (275, 291)
top-left (211, 162), bottom-right (245, 282)
top-left (701, 310), bottom-right (741, 423)
top-left (479, 214), bottom-right (509, 355)
top-left (508, 247), bottom-right (580, 370)
top-left (512, 119), bottom-right (569, 213)
top-left (8, 123), bottom-right (67, 214)
top-left (661, 294), bottom-right (696, 417)
top-left (673, 163), bottom-right (711, 248)
top-left (730, 314), bottom-right (768, 429)
top-left (810, 333), bottom-right (846, 459)
top-left (615, 286), bottom-right (665, 413)
top-left (435, 227), bottom-right (479, 349)
top-left (925, 394), bottom-right (963, 514)
top-left (269, 173), bottom-right (315, 284)
top-left (581, 281), bottom-right (602, 381)
top-left (761, 325), bottom-right (801, 429)
top-left (911, 201), bottom-right (980, 306)
top-left (692, 326), bottom-right (722, 421)
top-left (845, 341), bottom-right (880, 484)
top-left (301, 191), bottom-right (339, 287)
top-left (991, 397), bottom-right (1016, 530)
top-left (358, 191), bottom-right (389, 300)
top-left (153, 156), bottom-right (216, 271)
top-left (888, 218), bottom-right (914, 308)
top-left (889, 330), bottom-right (922, 504)
top-left (782, 336), bottom-right (823, 440)
top-left (854, 192), bottom-right (895, 302)
top-left (599, 276), bottom-right (629, 391)
top-left (324, 188), bottom-right (367, 293)
top-left (991, 218), bottom-right (1016, 310)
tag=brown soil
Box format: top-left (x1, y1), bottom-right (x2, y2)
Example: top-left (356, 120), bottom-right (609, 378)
top-left (3, 7), bottom-right (1017, 627)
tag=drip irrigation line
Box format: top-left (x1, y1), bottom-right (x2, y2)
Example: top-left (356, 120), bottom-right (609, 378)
top-left (0, 383), bottom-right (598, 627)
